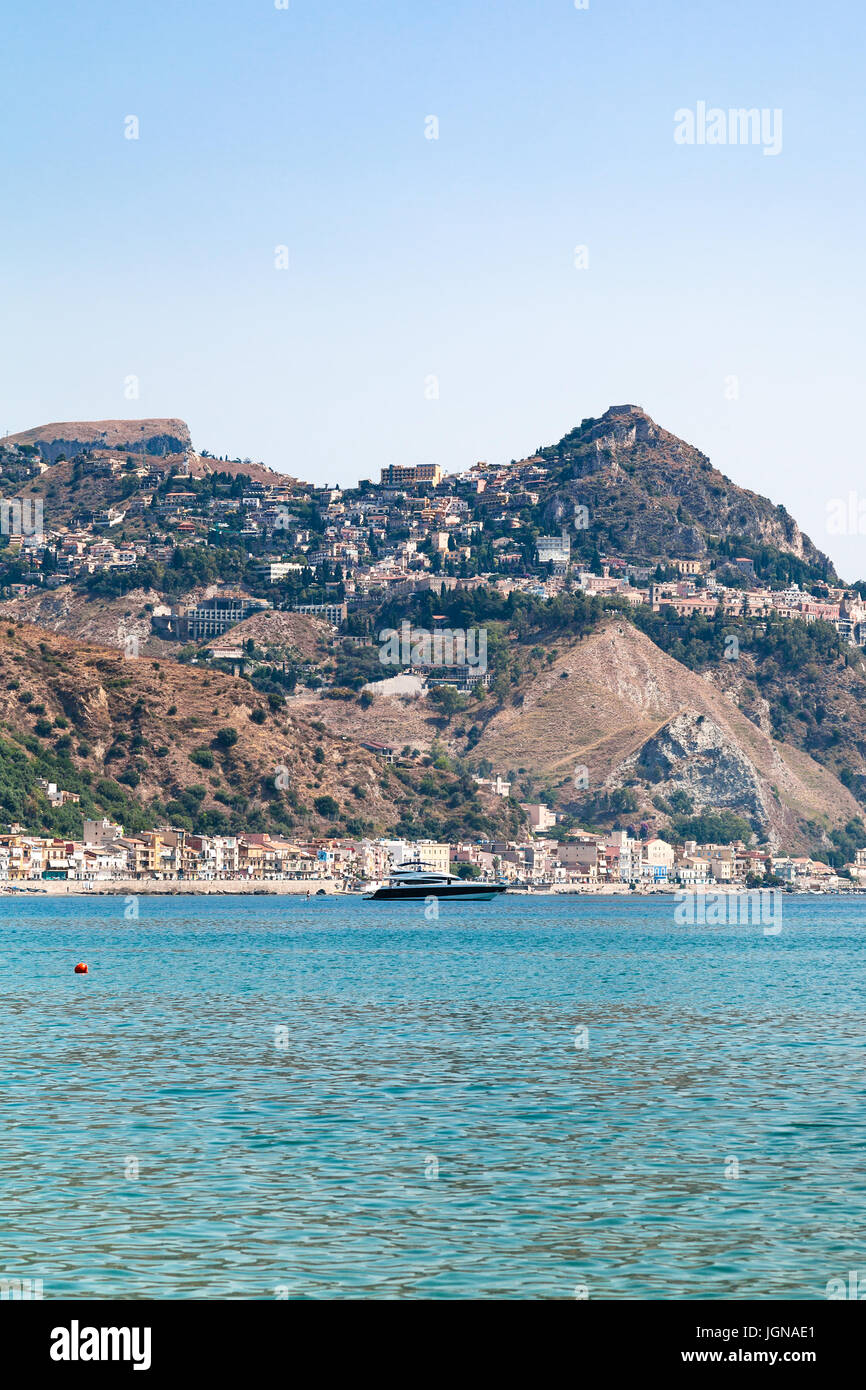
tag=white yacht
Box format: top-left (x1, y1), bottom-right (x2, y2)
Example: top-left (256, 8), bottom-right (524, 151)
top-left (363, 861), bottom-right (507, 902)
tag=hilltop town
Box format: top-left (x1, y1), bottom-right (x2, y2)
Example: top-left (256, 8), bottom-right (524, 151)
top-left (1, 407), bottom-right (860, 651)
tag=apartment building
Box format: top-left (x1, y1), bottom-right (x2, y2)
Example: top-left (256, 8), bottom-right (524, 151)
top-left (380, 839), bottom-right (451, 874)
top-left (291, 601), bottom-right (348, 625)
top-left (379, 464), bottom-right (443, 487)
top-left (536, 532), bottom-right (571, 572)
top-left (253, 561), bottom-right (304, 583)
top-left (83, 818), bottom-right (125, 847)
top-left (239, 834), bottom-right (317, 878)
top-left (524, 804), bottom-right (558, 833)
top-left (641, 838), bottom-right (676, 882)
top-left (181, 596), bottom-right (269, 641)
top-left (557, 840), bottom-right (604, 880)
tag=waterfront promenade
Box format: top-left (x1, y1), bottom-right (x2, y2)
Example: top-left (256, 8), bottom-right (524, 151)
top-left (0, 877), bottom-right (342, 896)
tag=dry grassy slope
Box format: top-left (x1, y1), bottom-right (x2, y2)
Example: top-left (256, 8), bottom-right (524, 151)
top-left (16, 455), bottom-right (138, 526)
top-left (186, 452), bottom-right (293, 487)
top-left (1, 585), bottom-right (176, 656)
top-left (1, 591), bottom-right (331, 665)
top-left (224, 610), bottom-right (329, 661)
top-left (470, 620), bottom-right (860, 849)
top-left (0, 622), bottom-right (433, 834)
top-left (17, 449), bottom-right (293, 529)
top-left (291, 690), bottom-right (445, 753)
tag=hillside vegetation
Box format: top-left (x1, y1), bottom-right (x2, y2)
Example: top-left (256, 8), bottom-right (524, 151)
top-left (0, 622), bottom-right (520, 844)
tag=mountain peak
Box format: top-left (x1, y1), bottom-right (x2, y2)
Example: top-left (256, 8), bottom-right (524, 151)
top-left (573, 403), bottom-right (660, 449)
top-left (536, 405), bottom-right (833, 577)
top-left (599, 403), bottom-right (650, 419)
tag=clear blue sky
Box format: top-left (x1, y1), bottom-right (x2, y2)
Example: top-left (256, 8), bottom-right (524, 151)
top-left (2, 0), bottom-right (864, 576)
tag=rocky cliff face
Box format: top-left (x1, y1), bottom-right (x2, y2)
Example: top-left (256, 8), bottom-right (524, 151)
top-left (5, 418), bottom-right (193, 462)
top-left (534, 404), bottom-right (831, 574)
top-left (615, 710), bottom-right (772, 830)
top-left (470, 619), bottom-right (859, 852)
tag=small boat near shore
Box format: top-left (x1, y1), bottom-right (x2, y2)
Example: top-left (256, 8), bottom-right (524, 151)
top-left (362, 862), bottom-right (507, 902)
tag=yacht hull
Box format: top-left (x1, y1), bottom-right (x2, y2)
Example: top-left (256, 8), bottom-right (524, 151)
top-left (363, 883), bottom-right (507, 902)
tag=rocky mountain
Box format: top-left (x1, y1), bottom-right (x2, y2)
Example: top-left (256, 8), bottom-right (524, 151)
top-left (5, 418), bottom-right (192, 462)
top-left (2, 425), bottom-right (291, 532)
top-left (469, 621), bottom-right (858, 850)
top-left (306, 611), bottom-right (863, 857)
top-left (0, 403), bottom-right (859, 857)
top-left (532, 404), bottom-right (834, 578)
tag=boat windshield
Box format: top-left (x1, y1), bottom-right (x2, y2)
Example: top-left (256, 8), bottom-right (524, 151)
top-left (391, 863), bottom-right (453, 879)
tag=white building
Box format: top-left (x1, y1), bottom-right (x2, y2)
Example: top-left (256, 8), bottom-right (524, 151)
top-left (381, 839), bottom-right (451, 874)
top-left (254, 561), bottom-right (304, 583)
top-left (473, 774), bottom-right (512, 797)
top-left (214, 836), bottom-right (240, 877)
top-left (536, 531), bottom-right (571, 572)
top-left (79, 845), bottom-right (127, 880)
top-left (524, 804), bottom-right (557, 834)
top-left (607, 829), bottom-right (637, 883)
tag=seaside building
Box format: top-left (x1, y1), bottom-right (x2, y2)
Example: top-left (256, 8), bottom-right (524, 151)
top-left (523, 804), bottom-right (557, 834)
top-left (640, 838), bottom-right (675, 882)
top-left (83, 817), bottom-right (124, 846)
top-left (380, 839), bottom-right (451, 874)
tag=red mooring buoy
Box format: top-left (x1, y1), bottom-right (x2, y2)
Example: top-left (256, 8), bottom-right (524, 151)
top-left (74, 962), bottom-right (89, 974)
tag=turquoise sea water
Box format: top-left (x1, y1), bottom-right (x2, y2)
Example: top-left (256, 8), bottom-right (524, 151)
top-left (1, 894), bottom-right (865, 1300)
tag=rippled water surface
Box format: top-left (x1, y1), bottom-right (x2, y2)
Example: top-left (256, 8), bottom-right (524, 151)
top-left (2, 894), bottom-right (865, 1298)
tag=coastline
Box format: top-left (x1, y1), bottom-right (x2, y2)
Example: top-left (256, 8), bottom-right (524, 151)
top-left (0, 879), bottom-right (856, 897)
top-left (0, 878), bottom-right (343, 896)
